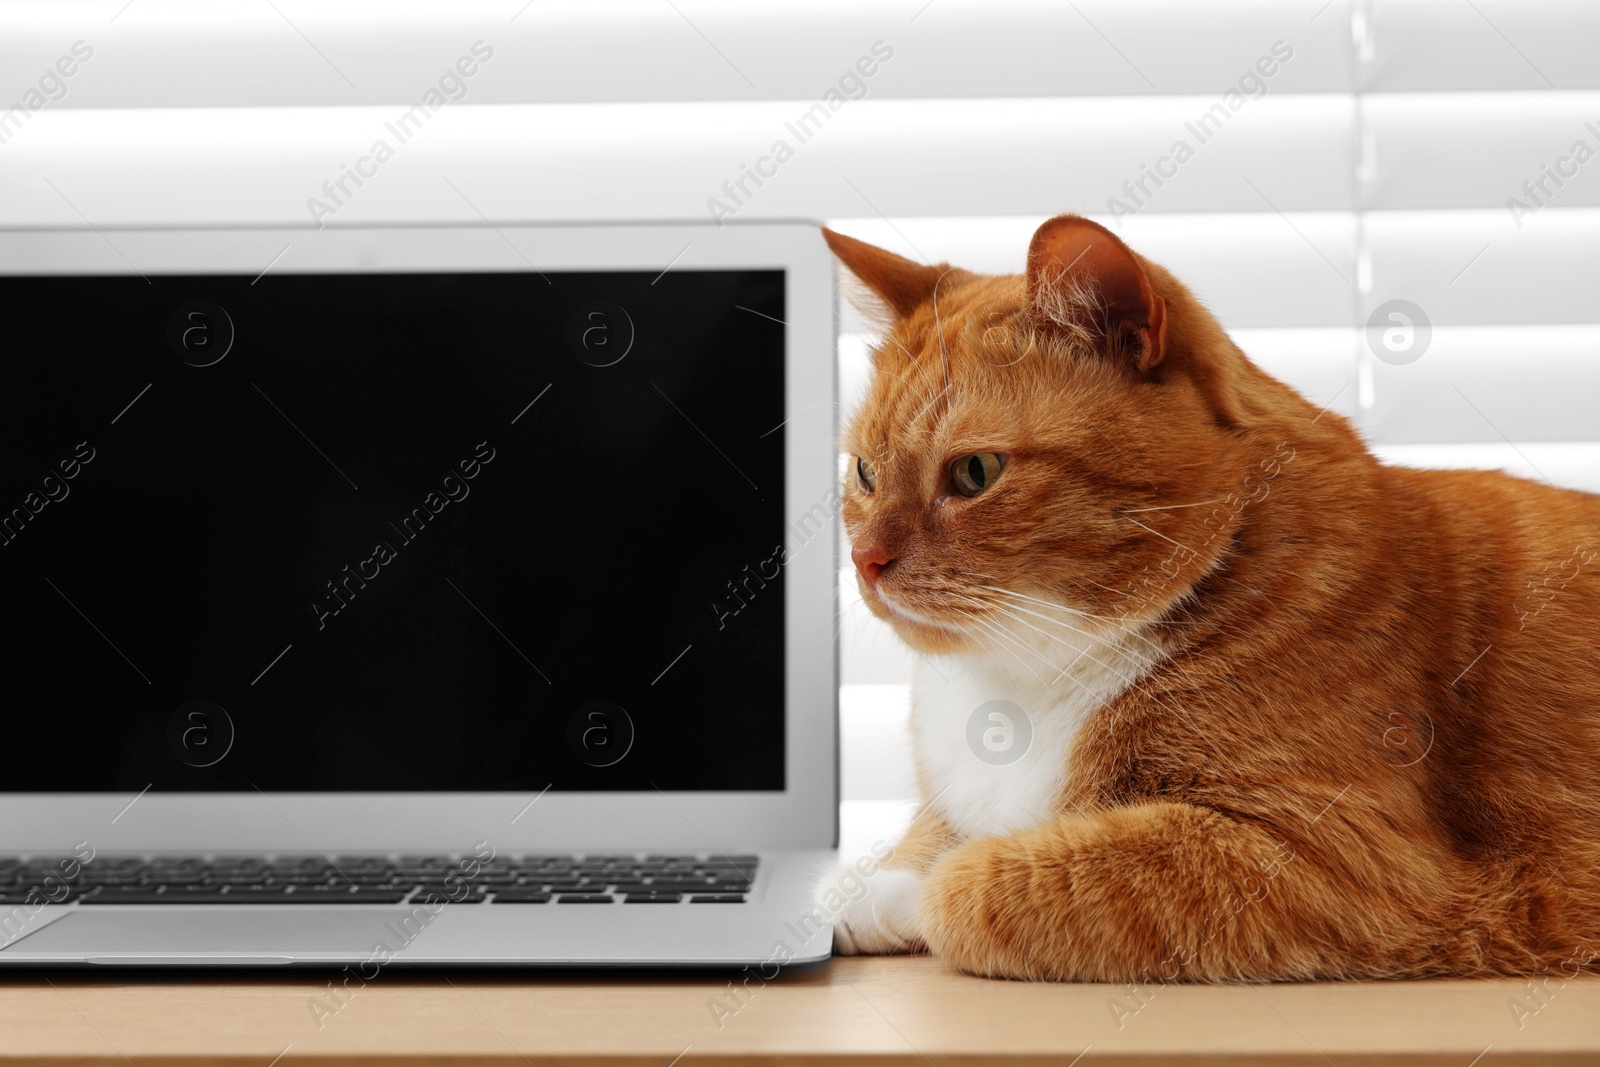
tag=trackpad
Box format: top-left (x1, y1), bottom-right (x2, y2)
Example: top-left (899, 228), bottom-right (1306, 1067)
top-left (4, 908), bottom-right (412, 960)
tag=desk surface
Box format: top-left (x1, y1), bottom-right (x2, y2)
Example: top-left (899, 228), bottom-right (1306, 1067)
top-left (4, 954), bottom-right (1597, 1066)
top-left (6, 805), bottom-right (1596, 1064)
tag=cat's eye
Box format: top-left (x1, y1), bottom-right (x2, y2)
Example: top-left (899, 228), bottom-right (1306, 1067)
top-left (856, 456), bottom-right (877, 493)
top-left (951, 452), bottom-right (1005, 497)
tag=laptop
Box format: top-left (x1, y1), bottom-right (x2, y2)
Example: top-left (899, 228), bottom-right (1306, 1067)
top-left (0, 220), bottom-right (840, 966)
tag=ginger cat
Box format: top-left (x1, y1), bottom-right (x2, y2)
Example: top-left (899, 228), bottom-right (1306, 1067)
top-left (817, 215), bottom-right (1600, 982)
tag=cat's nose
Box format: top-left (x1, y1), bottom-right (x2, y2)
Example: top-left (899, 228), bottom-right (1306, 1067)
top-left (851, 544), bottom-right (895, 589)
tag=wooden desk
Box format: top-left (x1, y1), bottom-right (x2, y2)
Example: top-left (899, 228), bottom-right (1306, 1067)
top-left (5, 804), bottom-right (1594, 1063)
top-left (4, 954), bottom-right (1596, 1065)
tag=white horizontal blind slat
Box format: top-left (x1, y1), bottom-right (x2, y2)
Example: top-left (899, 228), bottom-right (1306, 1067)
top-left (0, 0), bottom-right (1352, 107)
top-left (1367, 326), bottom-right (1600, 444)
top-left (1365, 92), bottom-right (1600, 210)
top-left (0, 97), bottom-right (1358, 226)
top-left (12, 0), bottom-right (1600, 106)
top-left (15, 95), bottom-right (1599, 220)
top-left (1369, 0), bottom-right (1600, 92)
top-left (1365, 208), bottom-right (1600, 326)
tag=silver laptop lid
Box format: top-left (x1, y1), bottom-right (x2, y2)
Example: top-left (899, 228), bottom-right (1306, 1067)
top-left (0, 221), bottom-right (838, 854)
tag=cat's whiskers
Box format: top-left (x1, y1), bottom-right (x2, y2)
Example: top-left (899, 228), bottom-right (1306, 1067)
top-left (987, 603), bottom-right (1149, 693)
top-left (940, 601), bottom-right (1043, 675)
top-left (978, 613), bottom-right (1124, 708)
top-left (947, 594), bottom-right (1121, 704)
top-left (945, 593), bottom-right (1209, 764)
top-left (988, 595), bottom-right (1167, 664)
top-left (955, 570), bottom-right (1127, 626)
top-left (972, 582), bottom-right (1167, 658)
top-left (980, 597), bottom-right (1206, 724)
top-left (980, 598), bottom-right (1108, 668)
top-left (1120, 515), bottom-right (1200, 555)
top-left (972, 612), bottom-right (1146, 722)
top-left (987, 597), bottom-right (1156, 679)
top-left (1060, 573), bottom-right (1195, 627)
top-left (958, 567), bottom-right (1174, 657)
top-left (1117, 499), bottom-right (1225, 514)
top-left (1074, 574), bottom-right (1138, 602)
top-left (973, 617), bottom-right (1062, 688)
top-left (961, 613), bottom-right (1056, 690)
top-left (969, 579), bottom-right (1128, 628)
top-left (988, 602), bottom-right (1230, 765)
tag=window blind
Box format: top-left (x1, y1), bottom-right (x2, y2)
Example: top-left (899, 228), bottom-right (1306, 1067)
top-left (2, 0), bottom-right (1594, 688)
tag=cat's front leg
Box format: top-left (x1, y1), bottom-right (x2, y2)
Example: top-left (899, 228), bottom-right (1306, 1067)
top-left (815, 803), bottom-right (956, 955)
top-left (918, 799), bottom-right (1464, 981)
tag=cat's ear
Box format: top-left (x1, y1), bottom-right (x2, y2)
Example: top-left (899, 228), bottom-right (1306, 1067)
top-left (821, 227), bottom-right (945, 321)
top-left (1026, 214), bottom-right (1167, 373)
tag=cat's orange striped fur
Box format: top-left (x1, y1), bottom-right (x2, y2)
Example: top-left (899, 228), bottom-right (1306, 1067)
top-left (818, 215), bottom-right (1600, 981)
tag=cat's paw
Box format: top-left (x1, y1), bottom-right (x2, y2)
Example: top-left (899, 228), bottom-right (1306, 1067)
top-left (814, 864), bottom-right (926, 955)
top-left (919, 836), bottom-right (1063, 979)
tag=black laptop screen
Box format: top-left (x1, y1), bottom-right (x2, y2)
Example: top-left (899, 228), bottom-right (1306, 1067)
top-left (0, 268), bottom-right (787, 792)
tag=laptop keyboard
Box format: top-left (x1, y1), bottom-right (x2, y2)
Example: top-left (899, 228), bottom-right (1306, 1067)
top-left (0, 853), bottom-right (757, 906)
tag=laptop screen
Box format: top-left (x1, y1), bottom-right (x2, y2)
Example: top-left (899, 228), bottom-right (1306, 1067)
top-left (0, 268), bottom-right (787, 793)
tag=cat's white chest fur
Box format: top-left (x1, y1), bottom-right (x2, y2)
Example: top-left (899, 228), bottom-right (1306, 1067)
top-left (911, 614), bottom-right (1157, 841)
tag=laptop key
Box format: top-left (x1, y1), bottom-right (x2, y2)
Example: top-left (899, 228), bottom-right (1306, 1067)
top-left (491, 890), bottom-right (553, 903)
top-left (624, 893), bottom-right (683, 903)
top-left (412, 886), bottom-right (489, 904)
top-left (610, 882), bottom-right (709, 895)
top-left (689, 894), bottom-right (748, 903)
top-left (216, 886), bottom-right (294, 900)
top-left (81, 893), bottom-right (205, 904)
top-left (83, 886), bottom-right (288, 904)
top-left (145, 874), bottom-right (207, 886)
top-left (0, 892), bottom-right (68, 904)
top-left (290, 886), bottom-right (411, 903)
top-left (555, 894), bottom-right (615, 903)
